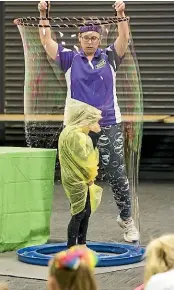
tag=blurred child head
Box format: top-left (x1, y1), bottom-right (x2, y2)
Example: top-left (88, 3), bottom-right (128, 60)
top-left (48, 246), bottom-right (98, 290)
top-left (144, 234), bottom-right (174, 285)
top-left (0, 283), bottom-right (9, 290)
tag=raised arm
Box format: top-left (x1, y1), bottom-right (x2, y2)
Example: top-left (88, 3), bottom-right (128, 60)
top-left (113, 0), bottom-right (129, 57)
top-left (38, 1), bottom-right (58, 60)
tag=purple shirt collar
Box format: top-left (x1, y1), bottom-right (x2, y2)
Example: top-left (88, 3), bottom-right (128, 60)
top-left (79, 48), bottom-right (101, 58)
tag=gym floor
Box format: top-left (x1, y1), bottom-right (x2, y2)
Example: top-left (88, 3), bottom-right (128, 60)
top-left (1, 181), bottom-right (173, 290)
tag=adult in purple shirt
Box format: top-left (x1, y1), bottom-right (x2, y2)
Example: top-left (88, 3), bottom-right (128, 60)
top-left (39, 0), bottom-right (139, 242)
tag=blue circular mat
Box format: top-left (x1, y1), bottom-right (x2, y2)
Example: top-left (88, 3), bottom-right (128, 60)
top-left (17, 242), bottom-right (145, 267)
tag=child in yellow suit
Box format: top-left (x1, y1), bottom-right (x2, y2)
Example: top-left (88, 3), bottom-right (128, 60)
top-left (59, 99), bottom-right (103, 248)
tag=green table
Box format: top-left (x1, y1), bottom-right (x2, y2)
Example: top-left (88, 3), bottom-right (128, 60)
top-left (0, 147), bottom-right (57, 252)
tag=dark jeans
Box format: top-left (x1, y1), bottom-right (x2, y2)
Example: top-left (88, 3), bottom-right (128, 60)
top-left (89, 123), bottom-right (131, 221)
top-left (67, 192), bottom-right (91, 248)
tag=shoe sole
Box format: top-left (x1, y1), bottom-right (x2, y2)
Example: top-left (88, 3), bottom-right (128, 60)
top-left (124, 235), bottom-right (139, 243)
top-left (117, 219), bottom-right (139, 243)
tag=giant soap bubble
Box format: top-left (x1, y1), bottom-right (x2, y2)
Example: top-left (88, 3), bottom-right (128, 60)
top-left (15, 15), bottom-right (143, 245)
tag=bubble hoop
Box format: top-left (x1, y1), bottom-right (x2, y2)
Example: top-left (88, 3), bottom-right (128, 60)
top-left (15, 16), bottom-right (129, 28)
top-left (17, 242), bottom-right (145, 267)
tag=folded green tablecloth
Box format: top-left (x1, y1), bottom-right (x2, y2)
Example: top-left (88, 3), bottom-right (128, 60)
top-left (0, 147), bottom-right (57, 252)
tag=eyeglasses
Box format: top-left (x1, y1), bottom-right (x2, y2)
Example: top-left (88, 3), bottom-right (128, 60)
top-left (81, 35), bottom-right (100, 43)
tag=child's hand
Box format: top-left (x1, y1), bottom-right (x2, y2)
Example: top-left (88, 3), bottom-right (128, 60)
top-left (88, 181), bottom-right (94, 186)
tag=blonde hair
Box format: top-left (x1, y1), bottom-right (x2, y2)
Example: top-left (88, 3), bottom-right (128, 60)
top-left (49, 259), bottom-right (97, 290)
top-left (144, 234), bottom-right (174, 285)
top-left (0, 283), bottom-right (9, 290)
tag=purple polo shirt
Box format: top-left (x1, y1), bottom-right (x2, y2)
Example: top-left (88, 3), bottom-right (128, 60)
top-left (55, 44), bottom-right (123, 126)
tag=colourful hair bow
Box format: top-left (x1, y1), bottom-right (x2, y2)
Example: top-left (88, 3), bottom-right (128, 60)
top-left (53, 246), bottom-right (98, 270)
